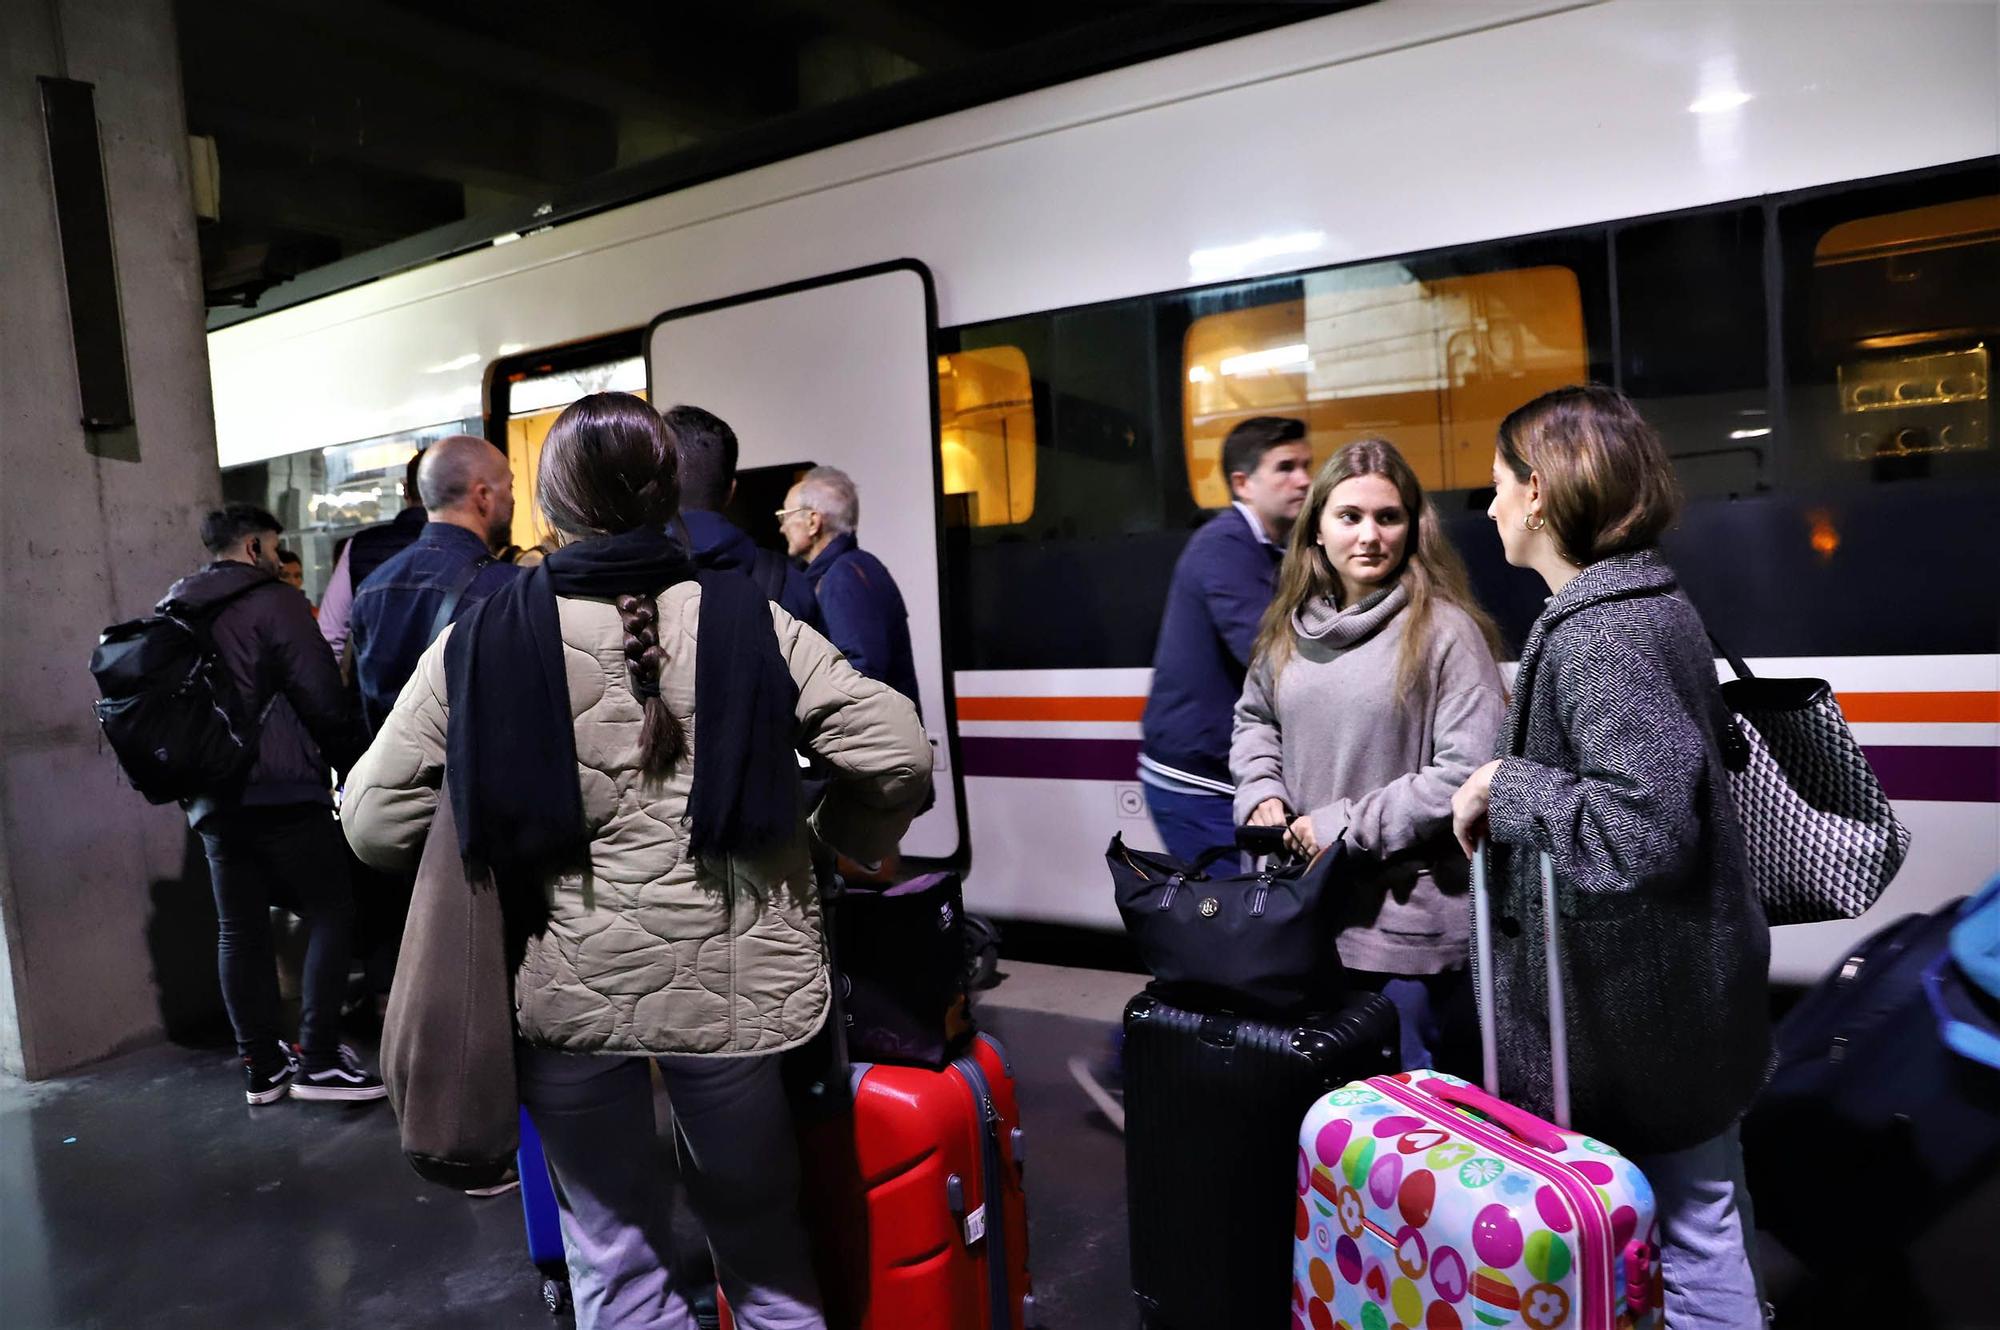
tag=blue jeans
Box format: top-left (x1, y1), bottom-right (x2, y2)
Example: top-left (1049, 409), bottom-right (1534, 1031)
top-left (518, 1048), bottom-right (825, 1330)
top-left (1630, 1124), bottom-right (1766, 1329)
top-left (1141, 782), bottom-right (1238, 864)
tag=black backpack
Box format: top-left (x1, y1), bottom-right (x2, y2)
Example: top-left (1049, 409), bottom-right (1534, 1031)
top-left (90, 582), bottom-right (269, 804)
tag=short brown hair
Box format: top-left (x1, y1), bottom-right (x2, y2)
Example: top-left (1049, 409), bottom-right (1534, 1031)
top-left (1497, 385), bottom-right (1680, 564)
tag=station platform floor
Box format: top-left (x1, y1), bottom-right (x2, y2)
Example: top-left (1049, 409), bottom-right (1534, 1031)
top-left (0, 961), bottom-right (1144, 1330)
top-left (4, 957), bottom-right (1996, 1329)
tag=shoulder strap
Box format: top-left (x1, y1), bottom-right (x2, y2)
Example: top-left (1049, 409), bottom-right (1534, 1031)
top-left (749, 546), bottom-right (790, 603)
top-left (429, 556), bottom-right (493, 643)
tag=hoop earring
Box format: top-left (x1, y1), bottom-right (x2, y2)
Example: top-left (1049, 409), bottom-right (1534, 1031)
top-left (1523, 513), bottom-right (1546, 532)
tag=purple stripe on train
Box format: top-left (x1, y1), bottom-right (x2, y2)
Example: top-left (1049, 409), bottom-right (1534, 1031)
top-left (959, 737), bottom-right (1999, 803)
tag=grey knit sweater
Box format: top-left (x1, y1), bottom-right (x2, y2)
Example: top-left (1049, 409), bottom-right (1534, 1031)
top-left (1230, 584), bottom-right (1505, 974)
top-left (1485, 550), bottom-right (1772, 1155)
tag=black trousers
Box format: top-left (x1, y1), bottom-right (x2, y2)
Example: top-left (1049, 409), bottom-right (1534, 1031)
top-left (197, 803), bottom-right (353, 1069)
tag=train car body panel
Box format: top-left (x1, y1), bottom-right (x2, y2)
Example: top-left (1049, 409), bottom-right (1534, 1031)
top-left (207, 0), bottom-right (2000, 986)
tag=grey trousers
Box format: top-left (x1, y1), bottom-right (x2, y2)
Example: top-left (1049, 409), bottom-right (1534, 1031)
top-left (1631, 1124), bottom-right (1768, 1330)
top-left (518, 1046), bottom-right (826, 1330)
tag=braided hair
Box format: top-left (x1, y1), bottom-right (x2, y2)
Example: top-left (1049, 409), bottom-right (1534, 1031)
top-left (537, 392), bottom-right (687, 779)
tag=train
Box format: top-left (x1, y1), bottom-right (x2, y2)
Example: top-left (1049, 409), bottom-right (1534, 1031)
top-left (208, 0), bottom-right (2000, 985)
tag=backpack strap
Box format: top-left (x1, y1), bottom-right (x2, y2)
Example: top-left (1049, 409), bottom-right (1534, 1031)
top-left (429, 555), bottom-right (494, 643)
top-left (749, 546), bottom-right (790, 604)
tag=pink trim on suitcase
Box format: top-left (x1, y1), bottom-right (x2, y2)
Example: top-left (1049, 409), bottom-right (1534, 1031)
top-left (1374, 1076), bottom-right (1614, 1330)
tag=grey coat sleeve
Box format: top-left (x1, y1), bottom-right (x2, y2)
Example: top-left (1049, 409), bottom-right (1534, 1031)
top-left (1486, 621), bottom-right (1706, 895)
top-left (1308, 627), bottom-right (1505, 856)
top-left (1230, 657), bottom-right (1290, 824)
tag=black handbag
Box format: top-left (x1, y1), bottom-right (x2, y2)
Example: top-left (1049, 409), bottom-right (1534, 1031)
top-left (1107, 831), bottom-right (1343, 1016)
top-left (831, 870), bottom-right (976, 1068)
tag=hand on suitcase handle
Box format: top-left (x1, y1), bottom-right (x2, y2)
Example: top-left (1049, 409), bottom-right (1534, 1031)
top-left (1426, 1080), bottom-right (1566, 1153)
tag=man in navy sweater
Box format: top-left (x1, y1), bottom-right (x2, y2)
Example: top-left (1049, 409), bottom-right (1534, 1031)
top-left (1139, 416), bottom-right (1313, 860)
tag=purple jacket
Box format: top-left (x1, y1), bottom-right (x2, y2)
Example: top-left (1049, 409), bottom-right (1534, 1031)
top-left (164, 561), bottom-right (365, 825)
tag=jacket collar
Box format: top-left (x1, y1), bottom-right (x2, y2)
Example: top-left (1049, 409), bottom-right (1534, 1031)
top-left (417, 520), bottom-right (492, 557)
top-left (163, 559), bottom-right (275, 612)
top-left (804, 531), bottom-right (857, 584)
top-left (1502, 549), bottom-right (1678, 755)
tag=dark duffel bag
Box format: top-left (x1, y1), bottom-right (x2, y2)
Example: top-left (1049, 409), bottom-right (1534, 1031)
top-left (1108, 830), bottom-right (1343, 1017)
top-left (832, 870), bottom-right (975, 1068)
top-left (1743, 895), bottom-right (2000, 1266)
top-left (1125, 990), bottom-right (1398, 1330)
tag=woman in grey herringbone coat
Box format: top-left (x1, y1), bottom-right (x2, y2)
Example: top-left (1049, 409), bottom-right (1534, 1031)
top-left (1450, 386), bottom-right (1771, 1330)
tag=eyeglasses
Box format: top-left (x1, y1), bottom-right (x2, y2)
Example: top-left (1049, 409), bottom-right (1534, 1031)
top-left (774, 506), bottom-right (813, 522)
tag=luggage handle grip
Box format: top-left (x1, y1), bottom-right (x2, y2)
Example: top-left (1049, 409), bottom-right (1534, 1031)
top-left (1426, 1080), bottom-right (1566, 1153)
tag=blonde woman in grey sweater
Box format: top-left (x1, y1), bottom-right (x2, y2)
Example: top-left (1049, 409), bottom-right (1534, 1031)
top-left (1231, 438), bottom-right (1505, 1070)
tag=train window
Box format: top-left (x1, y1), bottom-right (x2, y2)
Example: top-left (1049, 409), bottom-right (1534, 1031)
top-left (497, 349), bottom-right (646, 552)
top-left (938, 347), bottom-right (1035, 527)
top-left (1781, 176), bottom-right (1998, 485)
top-left (1613, 207), bottom-right (1769, 496)
top-left (220, 419), bottom-right (479, 601)
top-left (1182, 260), bottom-right (1589, 503)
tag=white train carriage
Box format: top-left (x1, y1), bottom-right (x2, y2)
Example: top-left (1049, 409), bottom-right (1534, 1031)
top-left (208, 0), bottom-right (2000, 984)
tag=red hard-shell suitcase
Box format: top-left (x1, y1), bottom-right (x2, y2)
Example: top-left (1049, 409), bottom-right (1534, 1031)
top-left (723, 1031), bottom-right (1035, 1330)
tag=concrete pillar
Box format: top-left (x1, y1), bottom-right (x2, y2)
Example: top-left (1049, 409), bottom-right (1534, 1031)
top-left (0, 0), bottom-right (222, 1077)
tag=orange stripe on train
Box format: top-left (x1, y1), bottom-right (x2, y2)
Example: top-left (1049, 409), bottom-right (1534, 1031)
top-left (1837, 692), bottom-right (2000, 724)
top-left (956, 691), bottom-right (1999, 726)
top-left (955, 696), bottom-right (1146, 722)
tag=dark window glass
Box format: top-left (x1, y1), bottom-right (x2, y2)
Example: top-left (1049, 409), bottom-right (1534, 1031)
top-left (1615, 207), bottom-right (1770, 497)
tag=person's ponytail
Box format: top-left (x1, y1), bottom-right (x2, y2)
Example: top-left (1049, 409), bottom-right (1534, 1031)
top-left (616, 592), bottom-right (686, 778)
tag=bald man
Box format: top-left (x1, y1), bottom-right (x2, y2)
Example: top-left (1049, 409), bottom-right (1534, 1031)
top-left (347, 434), bottom-right (520, 736)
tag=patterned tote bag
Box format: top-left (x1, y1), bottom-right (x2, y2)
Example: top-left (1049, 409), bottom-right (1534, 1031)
top-left (1711, 636), bottom-right (1912, 925)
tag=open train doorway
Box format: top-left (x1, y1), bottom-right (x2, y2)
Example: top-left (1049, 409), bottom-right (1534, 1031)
top-left (646, 261), bottom-right (964, 861)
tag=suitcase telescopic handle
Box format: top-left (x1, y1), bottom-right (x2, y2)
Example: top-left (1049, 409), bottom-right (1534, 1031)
top-left (1471, 841), bottom-right (1571, 1129)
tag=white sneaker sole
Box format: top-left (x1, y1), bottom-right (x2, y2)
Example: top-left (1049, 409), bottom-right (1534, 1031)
top-left (1067, 1055), bottom-right (1125, 1132)
top-left (245, 1081), bottom-right (292, 1106)
top-left (289, 1081), bottom-right (389, 1102)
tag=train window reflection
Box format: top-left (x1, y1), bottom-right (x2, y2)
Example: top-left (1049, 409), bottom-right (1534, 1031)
top-left (220, 420), bottom-right (478, 600)
top-left (938, 347), bottom-right (1035, 527)
top-left (1795, 190), bottom-right (1997, 475)
top-left (1182, 262), bottom-right (1587, 504)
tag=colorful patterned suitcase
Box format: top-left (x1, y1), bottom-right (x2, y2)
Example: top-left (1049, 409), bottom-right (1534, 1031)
top-left (1291, 849), bottom-right (1663, 1330)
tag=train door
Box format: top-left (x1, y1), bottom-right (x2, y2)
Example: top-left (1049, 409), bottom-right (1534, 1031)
top-left (645, 261), bottom-right (964, 860)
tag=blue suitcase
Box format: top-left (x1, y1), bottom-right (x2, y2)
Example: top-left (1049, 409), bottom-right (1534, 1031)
top-left (518, 1109), bottom-right (572, 1314)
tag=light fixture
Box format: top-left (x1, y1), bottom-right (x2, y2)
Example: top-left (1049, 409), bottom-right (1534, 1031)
top-left (1187, 366), bottom-right (1212, 384)
top-left (1689, 89), bottom-right (1753, 115)
top-left (1729, 427), bottom-right (1771, 440)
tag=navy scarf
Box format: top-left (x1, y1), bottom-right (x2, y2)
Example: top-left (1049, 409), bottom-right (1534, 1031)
top-left (443, 526), bottom-right (799, 920)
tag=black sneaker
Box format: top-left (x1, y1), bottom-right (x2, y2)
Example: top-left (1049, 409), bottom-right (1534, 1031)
top-left (244, 1043), bottom-right (296, 1106)
top-left (290, 1045), bottom-right (388, 1102)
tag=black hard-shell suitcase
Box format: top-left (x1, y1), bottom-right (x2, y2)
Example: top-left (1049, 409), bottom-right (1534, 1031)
top-left (1123, 990), bottom-right (1398, 1330)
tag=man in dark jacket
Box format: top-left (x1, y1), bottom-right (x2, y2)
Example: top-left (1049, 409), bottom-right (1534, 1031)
top-left (1138, 416), bottom-right (1313, 861)
top-left (348, 435), bottom-right (519, 735)
top-left (169, 504), bottom-right (382, 1105)
top-left (318, 449), bottom-right (427, 660)
top-left (782, 465), bottom-right (921, 709)
top-left (662, 403), bottom-right (824, 632)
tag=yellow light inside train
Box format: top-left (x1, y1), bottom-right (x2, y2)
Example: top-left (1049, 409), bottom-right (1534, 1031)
top-left (1808, 509), bottom-right (1840, 561)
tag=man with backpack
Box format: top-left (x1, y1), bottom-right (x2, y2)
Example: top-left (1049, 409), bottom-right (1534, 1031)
top-left (662, 403), bottom-right (824, 632)
top-left (159, 504), bottom-right (378, 1104)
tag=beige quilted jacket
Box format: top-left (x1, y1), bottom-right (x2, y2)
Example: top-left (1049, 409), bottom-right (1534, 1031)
top-left (341, 582), bottom-right (933, 1058)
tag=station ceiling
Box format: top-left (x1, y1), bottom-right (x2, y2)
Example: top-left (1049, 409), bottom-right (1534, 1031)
top-left (176, 1), bottom-right (1341, 322)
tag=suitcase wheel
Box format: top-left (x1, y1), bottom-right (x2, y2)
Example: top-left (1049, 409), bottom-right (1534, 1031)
top-left (541, 1275), bottom-right (572, 1315)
